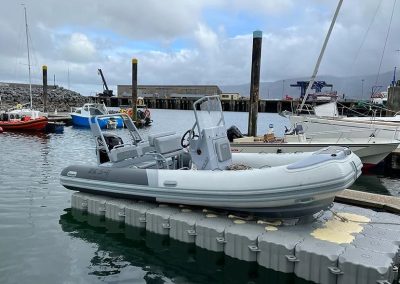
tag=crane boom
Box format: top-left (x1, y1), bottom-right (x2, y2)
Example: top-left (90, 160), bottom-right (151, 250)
top-left (97, 69), bottom-right (113, 96)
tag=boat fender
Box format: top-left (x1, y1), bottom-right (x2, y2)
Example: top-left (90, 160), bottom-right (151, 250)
top-left (0, 126), bottom-right (3, 133)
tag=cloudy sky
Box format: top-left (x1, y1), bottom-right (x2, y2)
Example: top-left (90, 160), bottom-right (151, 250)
top-left (0, 0), bottom-right (399, 95)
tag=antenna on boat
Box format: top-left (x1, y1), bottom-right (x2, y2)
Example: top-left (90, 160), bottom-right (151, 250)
top-left (297, 0), bottom-right (343, 113)
top-left (22, 4), bottom-right (32, 110)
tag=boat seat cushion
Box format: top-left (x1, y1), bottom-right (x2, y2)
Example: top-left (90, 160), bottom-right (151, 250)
top-left (135, 141), bottom-right (152, 156)
top-left (154, 134), bottom-right (183, 155)
top-left (148, 131), bottom-right (176, 146)
top-left (109, 145), bottom-right (138, 162)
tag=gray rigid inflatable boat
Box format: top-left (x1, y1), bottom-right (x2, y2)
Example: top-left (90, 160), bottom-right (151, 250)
top-left (60, 96), bottom-right (362, 218)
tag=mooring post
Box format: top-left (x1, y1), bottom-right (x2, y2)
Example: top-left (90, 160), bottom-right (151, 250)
top-left (387, 84), bottom-right (400, 116)
top-left (42, 65), bottom-right (48, 113)
top-left (247, 30), bottom-right (263, 137)
top-left (131, 58), bottom-right (138, 121)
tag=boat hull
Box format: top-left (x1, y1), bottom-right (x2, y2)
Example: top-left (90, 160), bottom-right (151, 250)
top-left (290, 115), bottom-right (400, 142)
top-left (60, 150), bottom-right (362, 218)
top-left (230, 142), bottom-right (399, 167)
top-left (0, 117), bottom-right (48, 131)
top-left (71, 114), bottom-right (123, 129)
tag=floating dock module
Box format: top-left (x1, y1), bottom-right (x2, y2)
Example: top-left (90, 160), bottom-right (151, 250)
top-left (145, 205), bottom-right (181, 235)
top-left (125, 201), bottom-right (157, 227)
top-left (169, 209), bottom-right (205, 243)
top-left (224, 222), bottom-right (266, 262)
top-left (70, 192), bottom-right (400, 284)
top-left (195, 215), bottom-right (233, 252)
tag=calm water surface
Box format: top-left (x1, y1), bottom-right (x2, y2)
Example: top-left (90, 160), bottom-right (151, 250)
top-left (0, 109), bottom-right (398, 284)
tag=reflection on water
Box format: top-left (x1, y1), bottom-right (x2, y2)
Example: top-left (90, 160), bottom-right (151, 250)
top-left (60, 208), bottom-right (311, 284)
top-left (349, 166), bottom-right (400, 197)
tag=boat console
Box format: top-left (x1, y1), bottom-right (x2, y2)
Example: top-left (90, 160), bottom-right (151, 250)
top-left (183, 96), bottom-right (232, 170)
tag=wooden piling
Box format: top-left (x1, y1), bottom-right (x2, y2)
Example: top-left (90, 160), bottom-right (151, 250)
top-left (248, 31), bottom-right (262, 137)
top-left (387, 85), bottom-right (400, 116)
top-left (131, 58), bottom-right (138, 121)
top-left (42, 65), bottom-right (48, 112)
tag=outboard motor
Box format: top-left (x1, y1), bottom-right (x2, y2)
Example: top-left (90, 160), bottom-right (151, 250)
top-left (227, 125), bottom-right (243, 142)
top-left (97, 132), bottom-right (123, 164)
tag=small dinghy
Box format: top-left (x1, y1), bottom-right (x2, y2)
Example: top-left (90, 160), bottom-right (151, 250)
top-left (60, 96), bottom-right (362, 217)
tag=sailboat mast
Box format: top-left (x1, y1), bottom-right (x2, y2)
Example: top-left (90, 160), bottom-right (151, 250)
top-left (298, 0), bottom-right (343, 113)
top-left (23, 6), bottom-right (32, 109)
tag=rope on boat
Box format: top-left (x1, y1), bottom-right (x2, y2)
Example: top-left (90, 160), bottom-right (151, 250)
top-left (226, 164), bottom-right (252, 170)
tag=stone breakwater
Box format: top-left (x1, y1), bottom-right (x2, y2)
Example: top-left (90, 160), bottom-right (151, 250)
top-left (0, 83), bottom-right (90, 112)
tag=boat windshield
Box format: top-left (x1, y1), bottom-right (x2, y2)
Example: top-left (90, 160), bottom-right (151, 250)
top-left (194, 96), bottom-right (225, 131)
top-left (89, 108), bottom-right (104, 116)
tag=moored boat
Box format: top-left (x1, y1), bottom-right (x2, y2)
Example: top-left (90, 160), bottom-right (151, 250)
top-left (0, 107), bottom-right (48, 132)
top-left (60, 96), bottom-right (362, 218)
top-left (0, 7), bottom-right (48, 133)
top-left (230, 127), bottom-right (399, 169)
top-left (120, 98), bottom-right (152, 127)
top-left (70, 103), bottom-right (123, 129)
top-left (287, 102), bottom-right (400, 158)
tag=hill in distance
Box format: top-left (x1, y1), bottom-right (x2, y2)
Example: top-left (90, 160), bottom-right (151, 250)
top-left (221, 70), bottom-right (395, 100)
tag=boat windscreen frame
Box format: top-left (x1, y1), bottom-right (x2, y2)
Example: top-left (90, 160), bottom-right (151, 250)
top-left (90, 113), bottom-right (143, 158)
top-left (192, 95), bottom-right (226, 135)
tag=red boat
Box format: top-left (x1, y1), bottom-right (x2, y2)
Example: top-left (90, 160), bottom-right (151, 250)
top-left (0, 112), bottom-right (48, 132)
top-left (0, 116), bottom-right (48, 131)
top-left (1, 8), bottom-right (49, 133)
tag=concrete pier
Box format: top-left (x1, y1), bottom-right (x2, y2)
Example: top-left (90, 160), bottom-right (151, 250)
top-left (70, 192), bottom-right (400, 284)
top-left (94, 95), bottom-right (383, 116)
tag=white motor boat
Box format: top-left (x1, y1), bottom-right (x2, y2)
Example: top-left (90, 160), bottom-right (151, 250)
top-left (287, 102), bottom-right (400, 157)
top-left (60, 96), bottom-right (362, 218)
top-left (231, 132), bottom-right (399, 169)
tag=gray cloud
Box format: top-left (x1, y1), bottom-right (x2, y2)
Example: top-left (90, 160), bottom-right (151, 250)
top-left (0, 0), bottom-right (399, 96)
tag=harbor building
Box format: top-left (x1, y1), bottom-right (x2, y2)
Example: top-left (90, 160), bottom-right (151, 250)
top-left (117, 85), bottom-right (222, 99)
top-left (220, 93), bottom-right (241, 100)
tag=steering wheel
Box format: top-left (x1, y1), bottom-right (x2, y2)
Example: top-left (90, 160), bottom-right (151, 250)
top-left (181, 129), bottom-right (198, 148)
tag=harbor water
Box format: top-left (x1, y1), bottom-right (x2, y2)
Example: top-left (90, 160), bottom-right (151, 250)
top-left (0, 109), bottom-right (399, 284)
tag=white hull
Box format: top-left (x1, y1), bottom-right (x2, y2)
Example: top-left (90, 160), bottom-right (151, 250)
top-left (231, 141), bottom-right (398, 167)
top-left (290, 115), bottom-right (400, 140)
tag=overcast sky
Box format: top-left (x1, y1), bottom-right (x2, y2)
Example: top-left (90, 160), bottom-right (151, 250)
top-left (0, 0), bottom-right (399, 95)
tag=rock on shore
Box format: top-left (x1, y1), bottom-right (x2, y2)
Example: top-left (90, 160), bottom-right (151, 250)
top-left (0, 83), bottom-right (90, 112)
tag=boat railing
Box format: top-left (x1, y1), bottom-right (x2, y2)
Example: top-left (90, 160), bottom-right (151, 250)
top-left (92, 113), bottom-right (143, 147)
top-left (70, 106), bottom-right (79, 113)
top-left (142, 152), bottom-right (170, 169)
top-left (7, 103), bottom-right (31, 112)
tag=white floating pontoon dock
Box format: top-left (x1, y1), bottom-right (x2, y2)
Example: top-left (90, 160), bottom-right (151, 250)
top-left (70, 192), bottom-right (400, 284)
